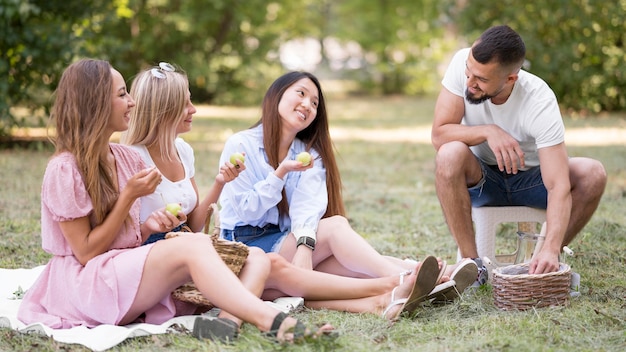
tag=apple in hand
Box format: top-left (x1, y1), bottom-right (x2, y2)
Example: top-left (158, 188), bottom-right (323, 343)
top-left (296, 151), bottom-right (312, 166)
top-left (165, 203), bottom-right (182, 217)
top-left (230, 152), bottom-right (245, 169)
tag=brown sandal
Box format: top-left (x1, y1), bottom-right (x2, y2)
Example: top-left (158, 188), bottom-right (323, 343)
top-left (266, 312), bottom-right (337, 343)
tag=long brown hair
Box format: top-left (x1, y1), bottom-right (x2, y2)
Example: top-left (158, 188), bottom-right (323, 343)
top-left (48, 59), bottom-right (117, 224)
top-left (252, 71), bottom-right (345, 218)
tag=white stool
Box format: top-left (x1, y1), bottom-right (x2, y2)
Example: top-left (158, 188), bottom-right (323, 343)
top-left (458, 206), bottom-right (546, 267)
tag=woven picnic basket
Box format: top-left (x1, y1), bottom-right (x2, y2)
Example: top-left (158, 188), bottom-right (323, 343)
top-left (492, 262), bottom-right (571, 311)
top-left (166, 203), bottom-right (249, 308)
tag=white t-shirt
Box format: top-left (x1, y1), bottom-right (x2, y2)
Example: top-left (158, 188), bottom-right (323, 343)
top-left (129, 138), bottom-right (197, 223)
top-left (441, 48), bottom-right (565, 169)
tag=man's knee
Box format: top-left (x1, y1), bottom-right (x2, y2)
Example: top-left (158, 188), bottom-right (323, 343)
top-left (435, 142), bottom-right (476, 177)
top-left (570, 158), bottom-right (607, 192)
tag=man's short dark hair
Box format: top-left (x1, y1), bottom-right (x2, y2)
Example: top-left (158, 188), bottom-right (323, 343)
top-left (472, 25), bottom-right (526, 70)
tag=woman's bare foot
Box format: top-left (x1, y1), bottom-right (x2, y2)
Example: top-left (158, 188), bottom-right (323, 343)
top-left (380, 264), bottom-right (420, 320)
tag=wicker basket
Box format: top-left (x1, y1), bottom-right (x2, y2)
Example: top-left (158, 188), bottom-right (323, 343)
top-left (166, 203), bottom-right (249, 308)
top-left (492, 262), bottom-right (571, 311)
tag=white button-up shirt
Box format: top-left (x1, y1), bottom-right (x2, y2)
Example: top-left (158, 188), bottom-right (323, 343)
top-left (218, 124), bottom-right (327, 240)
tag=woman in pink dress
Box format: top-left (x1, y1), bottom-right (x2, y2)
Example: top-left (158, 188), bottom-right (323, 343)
top-left (16, 59), bottom-right (332, 343)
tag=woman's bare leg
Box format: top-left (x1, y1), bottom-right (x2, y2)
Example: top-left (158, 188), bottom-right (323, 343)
top-left (217, 247), bottom-right (271, 327)
top-left (305, 267), bottom-right (419, 319)
top-left (121, 234), bottom-right (279, 332)
top-left (292, 215), bottom-right (410, 277)
top-left (313, 252), bottom-right (454, 282)
top-left (262, 253), bottom-right (403, 301)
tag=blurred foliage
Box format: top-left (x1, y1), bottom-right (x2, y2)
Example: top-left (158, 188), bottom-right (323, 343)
top-left (0, 0), bottom-right (108, 136)
top-left (443, 0), bottom-right (626, 115)
top-left (2, 0), bottom-right (625, 137)
top-left (331, 0), bottom-right (455, 95)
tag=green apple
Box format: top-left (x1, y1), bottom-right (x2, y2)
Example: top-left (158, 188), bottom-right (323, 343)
top-left (165, 203), bottom-right (182, 217)
top-left (296, 151), bottom-right (312, 166)
top-left (230, 152), bottom-right (245, 169)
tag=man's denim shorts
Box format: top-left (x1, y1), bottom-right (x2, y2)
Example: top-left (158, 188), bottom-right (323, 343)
top-left (222, 224), bottom-right (288, 253)
top-left (469, 157), bottom-right (548, 209)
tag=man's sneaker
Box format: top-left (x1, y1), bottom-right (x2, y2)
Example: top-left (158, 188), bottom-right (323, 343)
top-left (469, 257), bottom-right (489, 288)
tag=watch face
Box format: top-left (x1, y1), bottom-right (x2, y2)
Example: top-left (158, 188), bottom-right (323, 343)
top-left (297, 236), bottom-right (315, 250)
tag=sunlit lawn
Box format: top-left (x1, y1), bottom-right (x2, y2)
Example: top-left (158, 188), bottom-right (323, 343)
top-left (1, 94), bottom-right (626, 351)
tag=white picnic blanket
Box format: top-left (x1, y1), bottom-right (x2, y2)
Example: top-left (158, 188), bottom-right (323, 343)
top-left (0, 266), bottom-right (303, 351)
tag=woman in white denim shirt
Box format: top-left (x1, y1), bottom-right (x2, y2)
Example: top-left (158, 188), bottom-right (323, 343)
top-left (219, 72), bottom-right (477, 308)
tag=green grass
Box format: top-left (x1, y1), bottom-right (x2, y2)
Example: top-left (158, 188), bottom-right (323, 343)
top-left (2, 95), bottom-right (626, 351)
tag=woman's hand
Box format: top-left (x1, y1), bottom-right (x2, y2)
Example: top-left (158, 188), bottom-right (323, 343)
top-left (275, 158), bottom-right (314, 180)
top-left (144, 207), bottom-right (188, 234)
top-left (123, 167), bottom-right (162, 200)
top-left (290, 245), bottom-right (314, 271)
top-left (217, 160), bottom-right (246, 185)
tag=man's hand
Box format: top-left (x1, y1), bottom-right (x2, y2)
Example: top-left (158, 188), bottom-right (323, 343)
top-left (486, 125), bottom-right (525, 174)
top-left (528, 248), bottom-right (560, 274)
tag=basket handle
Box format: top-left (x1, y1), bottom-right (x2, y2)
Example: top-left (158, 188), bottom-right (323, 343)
top-left (204, 203), bottom-right (221, 238)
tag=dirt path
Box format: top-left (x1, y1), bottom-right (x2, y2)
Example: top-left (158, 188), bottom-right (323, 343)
top-left (330, 126), bottom-right (626, 146)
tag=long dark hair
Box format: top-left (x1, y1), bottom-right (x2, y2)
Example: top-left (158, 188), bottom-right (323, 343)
top-left (252, 71), bottom-right (345, 217)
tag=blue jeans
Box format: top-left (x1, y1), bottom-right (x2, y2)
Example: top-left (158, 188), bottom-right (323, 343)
top-left (469, 158), bottom-right (547, 209)
top-left (142, 223), bottom-right (189, 245)
top-left (221, 224), bottom-right (288, 253)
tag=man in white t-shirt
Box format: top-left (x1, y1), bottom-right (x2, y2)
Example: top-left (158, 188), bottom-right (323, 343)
top-left (431, 25), bottom-right (606, 285)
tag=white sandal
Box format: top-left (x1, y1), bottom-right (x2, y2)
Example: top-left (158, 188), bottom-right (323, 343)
top-left (382, 256), bottom-right (439, 321)
top-left (381, 286), bottom-right (406, 319)
top-left (428, 259), bottom-right (478, 303)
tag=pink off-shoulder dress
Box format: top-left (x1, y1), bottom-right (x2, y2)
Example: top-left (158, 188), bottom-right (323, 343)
top-left (17, 143), bottom-right (190, 329)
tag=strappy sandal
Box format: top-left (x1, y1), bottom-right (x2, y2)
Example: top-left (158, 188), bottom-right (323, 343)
top-left (398, 269), bottom-right (413, 285)
top-left (192, 316), bottom-right (239, 343)
top-left (382, 255), bottom-right (439, 321)
top-left (437, 260), bottom-right (447, 283)
top-left (266, 312), bottom-right (336, 343)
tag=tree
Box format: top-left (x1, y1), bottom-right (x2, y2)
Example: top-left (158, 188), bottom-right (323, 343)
top-left (329, 0), bottom-right (456, 95)
top-left (443, 0), bottom-right (626, 113)
top-left (0, 0), bottom-right (108, 136)
top-left (92, 0), bottom-right (324, 106)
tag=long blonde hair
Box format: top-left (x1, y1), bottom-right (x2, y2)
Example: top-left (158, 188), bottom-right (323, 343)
top-left (49, 59), bottom-right (117, 224)
top-left (122, 64), bottom-right (189, 161)
top-left (253, 71), bottom-right (345, 218)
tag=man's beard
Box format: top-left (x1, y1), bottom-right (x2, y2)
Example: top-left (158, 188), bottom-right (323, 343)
top-left (465, 88), bottom-right (492, 104)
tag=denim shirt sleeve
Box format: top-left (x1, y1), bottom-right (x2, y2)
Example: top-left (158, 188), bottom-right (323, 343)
top-left (219, 127), bottom-right (286, 227)
top-left (288, 147), bottom-right (327, 240)
top-left (218, 126), bottom-right (328, 238)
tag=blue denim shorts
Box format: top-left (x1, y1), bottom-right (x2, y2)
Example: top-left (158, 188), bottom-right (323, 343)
top-left (221, 224), bottom-right (289, 253)
top-left (469, 158), bottom-right (547, 209)
top-left (142, 223), bottom-right (189, 245)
